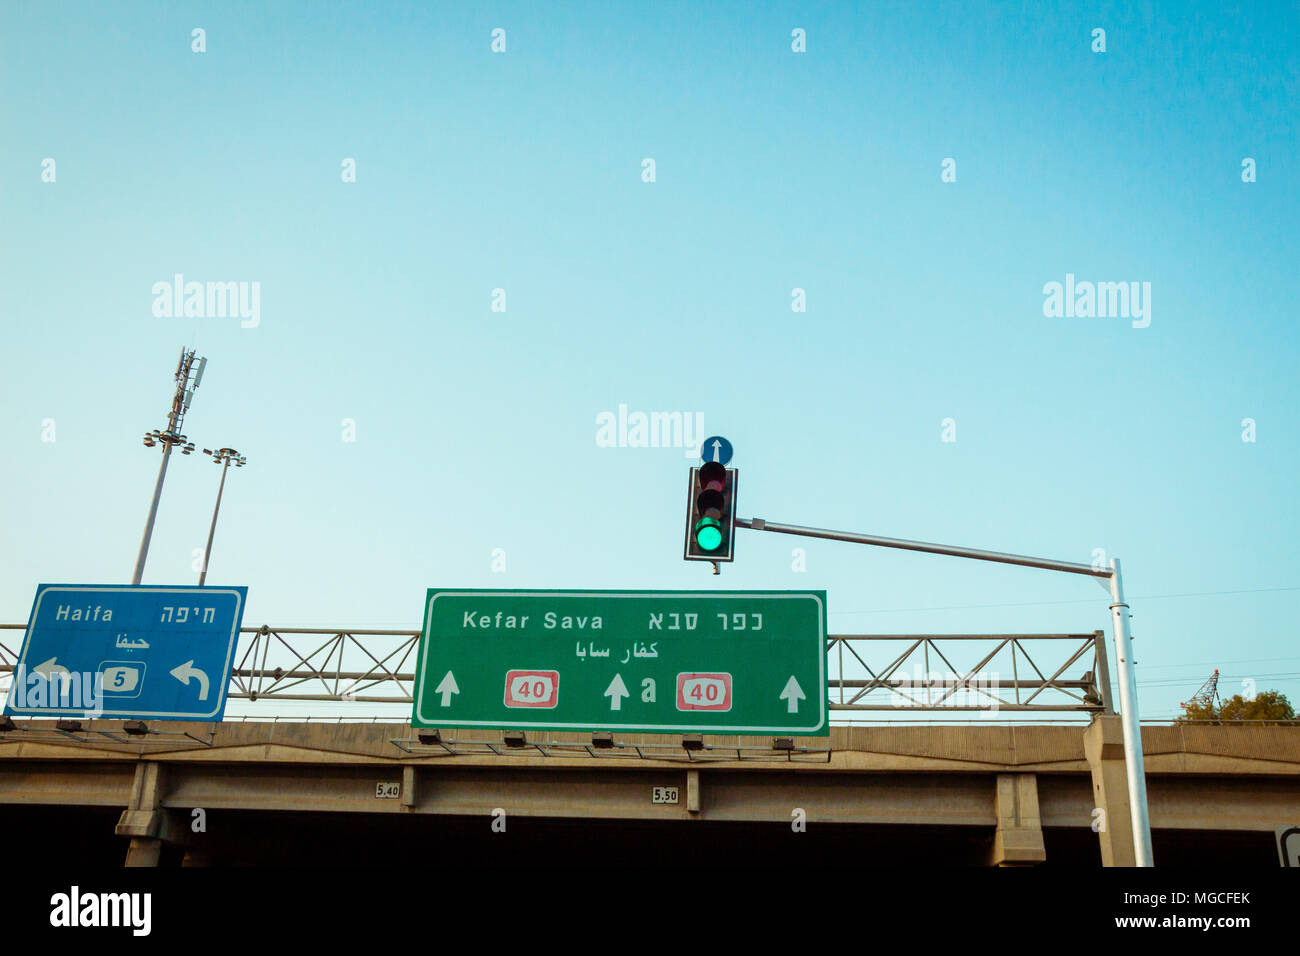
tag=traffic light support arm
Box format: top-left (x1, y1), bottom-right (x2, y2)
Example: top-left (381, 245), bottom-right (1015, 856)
top-left (736, 515), bottom-right (1153, 867)
top-left (736, 517), bottom-right (1109, 577)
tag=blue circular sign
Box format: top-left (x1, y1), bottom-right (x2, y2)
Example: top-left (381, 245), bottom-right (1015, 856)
top-left (700, 435), bottom-right (733, 466)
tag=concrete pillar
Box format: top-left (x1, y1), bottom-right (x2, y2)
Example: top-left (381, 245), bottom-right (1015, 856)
top-left (115, 762), bottom-right (183, 867)
top-left (124, 837), bottom-right (162, 867)
top-left (401, 766), bottom-right (417, 810)
top-left (1083, 714), bottom-right (1138, 867)
top-left (686, 770), bottom-right (701, 814)
top-left (990, 773), bottom-right (1046, 866)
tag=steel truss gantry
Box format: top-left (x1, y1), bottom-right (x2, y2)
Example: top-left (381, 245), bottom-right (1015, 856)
top-left (0, 624), bottom-right (1109, 713)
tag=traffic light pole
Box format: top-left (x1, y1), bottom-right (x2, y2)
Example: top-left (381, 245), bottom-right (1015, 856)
top-left (735, 515), bottom-right (1154, 867)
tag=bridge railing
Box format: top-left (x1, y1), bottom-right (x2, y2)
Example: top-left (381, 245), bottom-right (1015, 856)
top-left (0, 624), bottom-right (1110, 714)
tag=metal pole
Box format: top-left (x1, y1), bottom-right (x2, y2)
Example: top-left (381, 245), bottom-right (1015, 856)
top-left (131, 442), bottom-right (173, 585)
top-left (198, 456), bottom-right (230, 586)
top-left (1108, 558), bottom-right (1154, 866)
top-left (737, 514), bottom-right (1154, 864)
top-left (132, 348), bottom-right (201, 585)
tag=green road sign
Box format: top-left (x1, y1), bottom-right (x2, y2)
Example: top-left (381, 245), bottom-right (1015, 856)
top-left (412, 589), bottom-right (827, 735)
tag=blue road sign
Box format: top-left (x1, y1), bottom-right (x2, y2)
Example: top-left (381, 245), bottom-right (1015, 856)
top-left (4, 584), bottom-right (246, 721)
top-left (700, 435), bottom-right (733, 466)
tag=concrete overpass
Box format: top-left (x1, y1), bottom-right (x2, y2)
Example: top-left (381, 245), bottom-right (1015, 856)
top-left (0, 717), bottom-right (1295, 866)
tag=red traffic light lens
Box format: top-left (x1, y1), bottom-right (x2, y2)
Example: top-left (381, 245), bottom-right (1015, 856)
top-left (698, 461), bottom-right (726, 494)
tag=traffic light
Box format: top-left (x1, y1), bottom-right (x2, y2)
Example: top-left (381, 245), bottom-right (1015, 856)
top-left (684, 462), bottom-right (737, 562)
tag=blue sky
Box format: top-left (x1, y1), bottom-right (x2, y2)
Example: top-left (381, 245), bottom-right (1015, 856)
top-left (1, 1), bottom-right (1297, 721)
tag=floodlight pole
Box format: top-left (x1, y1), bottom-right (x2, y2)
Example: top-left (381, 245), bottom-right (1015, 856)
top-left (132, 349), bottom-right (204, 585)
top-left (198, 448), bottom-right (245, 586)
top-left (132, 443), bottom-right (174, 585)
top-left (736, 516), bottom-right (1154, 867)
top-left (197, 456), bottom-right (229, 587)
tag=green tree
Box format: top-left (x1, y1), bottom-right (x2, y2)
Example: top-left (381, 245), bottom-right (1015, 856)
top-left (1178, 689), bottom-right (1295, 724)
top-left (1179, 698), bottom-right (1218, 722)
top-left (1219, 690), bottom-right (1295, 723)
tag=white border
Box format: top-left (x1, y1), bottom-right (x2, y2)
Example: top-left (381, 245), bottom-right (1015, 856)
top-left (413, 590), bottom-right (826, 733)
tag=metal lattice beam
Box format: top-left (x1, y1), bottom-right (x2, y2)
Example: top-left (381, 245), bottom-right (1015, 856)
top-left (826, 633), bottom-right (1109, 712)
top-left (0, 624), bottom-right (1109, 713)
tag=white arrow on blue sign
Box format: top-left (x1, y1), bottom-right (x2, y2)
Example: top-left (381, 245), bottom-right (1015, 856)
top-left (700, 435), bottom-right (733, 466)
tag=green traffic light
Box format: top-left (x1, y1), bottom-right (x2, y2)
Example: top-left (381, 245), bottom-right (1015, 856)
top-left (694, 517), bottom-right (723, 551)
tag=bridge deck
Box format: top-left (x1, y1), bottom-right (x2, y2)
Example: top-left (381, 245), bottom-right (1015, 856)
top-left (1, 720), bottom-right (1295, 865)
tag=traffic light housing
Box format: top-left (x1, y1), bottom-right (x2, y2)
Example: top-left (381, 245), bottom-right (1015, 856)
top-left (684, 462), bottom-right (737, 562)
